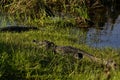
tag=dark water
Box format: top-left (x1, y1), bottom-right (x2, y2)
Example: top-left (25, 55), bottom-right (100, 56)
top-left (86, 11), bottom-right (120, 48)
top-left (86, 16), bottom-right (120, 48)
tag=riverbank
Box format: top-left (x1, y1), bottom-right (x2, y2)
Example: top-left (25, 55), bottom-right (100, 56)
top-left (0, 0), bottom-right (120, 79)
top-left (0, 26), bottom-right (120, 80)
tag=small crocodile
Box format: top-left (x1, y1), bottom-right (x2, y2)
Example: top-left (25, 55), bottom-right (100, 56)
top-left (33, 40), bottom-right (117, 70)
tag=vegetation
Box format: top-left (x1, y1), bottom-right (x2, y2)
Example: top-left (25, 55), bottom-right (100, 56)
top-left (0, 26), bottom-right (120, 80)
top-left (0, 0), bottom-right (91, 28)
top-left (0, 0), bottom-right (120, 80)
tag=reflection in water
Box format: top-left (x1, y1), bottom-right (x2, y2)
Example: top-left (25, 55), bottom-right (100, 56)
top-left (85, 2), bottom-right (120, 48)
top-left (86, 15), bottom-right (120, 48)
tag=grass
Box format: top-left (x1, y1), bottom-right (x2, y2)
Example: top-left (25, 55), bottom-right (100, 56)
top-left (0, 0), bottom-right (120, 80)
top-left (0, 0), bottom-right (90, 19)
top-left (0, 25), bottom-right (120, 80)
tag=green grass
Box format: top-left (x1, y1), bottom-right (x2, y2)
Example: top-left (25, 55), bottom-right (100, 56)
top-left (0, 25), bottom-right (120, 80)
top-left (0, 1), bottom-right (120, 80)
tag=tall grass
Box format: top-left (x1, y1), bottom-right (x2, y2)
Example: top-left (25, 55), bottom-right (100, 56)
top-left (0, 0), bottom-right (89, 18)
top-left (0, 0), bottom-right (91, 28)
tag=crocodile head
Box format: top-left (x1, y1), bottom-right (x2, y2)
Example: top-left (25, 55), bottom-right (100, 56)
top-left (33, 40), bottom-right (56, 51)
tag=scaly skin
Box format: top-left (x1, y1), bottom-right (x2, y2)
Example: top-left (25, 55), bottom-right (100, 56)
top-left (55, 46), bottom-right (83, 59)
top-left (33, 40), bottom-right (117, 70)
top-left (33, 40), bottom-right (56, 51)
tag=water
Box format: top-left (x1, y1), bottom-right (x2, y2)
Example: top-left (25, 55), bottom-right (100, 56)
top-left (86, 14), bottom-right (120, 48)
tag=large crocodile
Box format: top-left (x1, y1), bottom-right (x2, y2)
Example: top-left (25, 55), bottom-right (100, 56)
top-left (33, 40), bottom-right (117, 70)
top-left (33, 40), bottom-right (83, 59)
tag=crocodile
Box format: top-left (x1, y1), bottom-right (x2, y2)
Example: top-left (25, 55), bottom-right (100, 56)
top-left (33, 40), bottom-right (56, 51)
top-left (33, 40), bottom-right (117, 70)
top-left (0, 26), bottom-right (39, 32)
top-left (33, 40), bottom-right (83, 59)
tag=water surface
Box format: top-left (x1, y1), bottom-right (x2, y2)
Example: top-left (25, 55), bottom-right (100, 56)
top-left (86, 14), bottom-right (120, 48)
